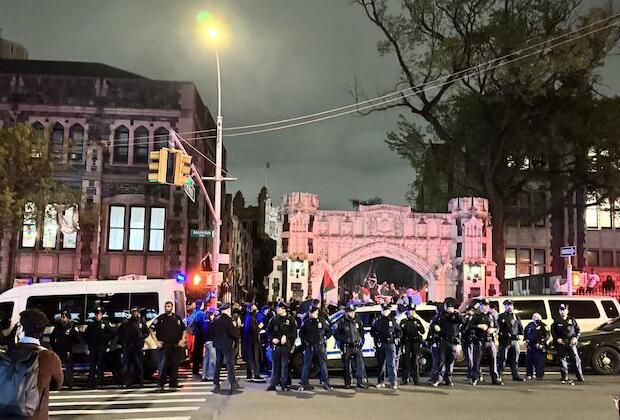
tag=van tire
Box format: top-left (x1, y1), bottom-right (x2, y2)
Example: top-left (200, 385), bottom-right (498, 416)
top-left (591, 346), bottom-right (620, 375)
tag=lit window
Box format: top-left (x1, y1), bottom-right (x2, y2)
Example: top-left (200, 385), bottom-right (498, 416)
top-left (586, 194), bottom-right (598, 229)
top-left (133, 127), bottom-right (149, 164)
top-left (68, 124), bottom-right (84, 162)
top-left (61, 207), bottom-right (77, 249)
top-left (108, 206), bottom-right (125, 251)
top-left (600, 199), bottom-right (612, 229)
top-left (149, 208), bottom-right (165, 251)
top-left (21, 203), bottom-right (37, 248)
top-left (113, 126), bottom-right (129, 163)
top-left (533, 249), bottom-right (546, 275)
top-left (42, 205), bottom-right (58, 248)
top-left (129, 207), bottom-right (145, 251)
top-left (614, 199), bottom-right (620, 228)
top-left (517, 249), bottom-right (531, 277)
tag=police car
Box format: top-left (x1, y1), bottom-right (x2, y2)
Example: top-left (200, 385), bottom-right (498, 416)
top-left (290, 303), bottom-right (439, 377)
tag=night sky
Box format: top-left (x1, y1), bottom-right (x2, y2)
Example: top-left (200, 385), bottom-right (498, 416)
top-left (1, 0), bottom-right (619, 210)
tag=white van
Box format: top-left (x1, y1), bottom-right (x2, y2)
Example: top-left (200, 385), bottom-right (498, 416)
top-left (0, 279), bottom-right (187, 378)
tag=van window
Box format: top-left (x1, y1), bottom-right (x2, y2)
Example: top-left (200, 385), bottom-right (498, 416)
top-left (549, 300), bottom-right (600, 319)
top-left (513, 300), bottom-right (547, 320)
top-left (27, 295), bottom-right (86, 323)
top-left (416, 309), bottom-right (437, 323)
top-left (87, 293), bottom-right (130, 323)
top-left (357, 312), bottom-right (377, 328)
top-left (601, 300), bottom-right (620, 318)
top-left (130, 293), bottom-right (159, 320)
top-left (174, 290), bottom-right (186, 318)
top-left (0, 302), bottom-right (14, 330)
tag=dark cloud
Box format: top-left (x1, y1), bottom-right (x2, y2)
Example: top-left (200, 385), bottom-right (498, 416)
top-left (2, 0), bottom-right (618, 210)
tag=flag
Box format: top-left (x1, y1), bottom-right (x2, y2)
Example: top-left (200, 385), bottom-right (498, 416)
top-left (320, 270), bottom-right (335, 303)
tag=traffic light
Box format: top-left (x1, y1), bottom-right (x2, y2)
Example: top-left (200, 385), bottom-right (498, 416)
top-left (173, 151), bottom-right (192, 186)
top-left (148, 148), bottom-right (169, 184)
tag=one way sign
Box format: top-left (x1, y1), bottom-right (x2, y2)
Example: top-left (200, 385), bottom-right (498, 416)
top-left (560, 246), bottom-right (576, 257)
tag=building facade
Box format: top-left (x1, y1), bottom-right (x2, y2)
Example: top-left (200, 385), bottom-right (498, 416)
top-left (268, 193), bottom-right (498, 303)
top-left (0, 59), bottom-right (224, 291)
top-left (0, 33), bottom-right (29, 60)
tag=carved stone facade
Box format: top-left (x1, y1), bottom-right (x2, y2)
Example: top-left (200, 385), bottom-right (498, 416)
top-left (268, 193), bottom-right (498, 303)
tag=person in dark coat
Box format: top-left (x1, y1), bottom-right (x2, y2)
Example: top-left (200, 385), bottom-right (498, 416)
top-left (84, 306), bottom-right (115, 389)
top-left (266, 302), bottom-right (297, 391)
top-left (187, 300), bottom-right (206, 376)
top-left (49, 309), bottom-right (78, 390)
top-left (212, 303), bottom-right (242, 394)
top-left (242, 303), bottom-right (264, 382)
top-left (150, 301), bottom-right (187, 391)
top-left (399, 305), bottom-right (425, 385)
top-left (118, 306), bottom-right (150, 387)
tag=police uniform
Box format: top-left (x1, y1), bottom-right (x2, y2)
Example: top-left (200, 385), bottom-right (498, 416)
top-left (431, 300), bottom-right (463, 386)
top-left (119, 307), bottom-right (149, 387)
top-left (299, 306), bottom-right (332, 390)
top-left (371, 304), bottom-right (401, 388)
top-left (151, 309), bottom-right (186, 389)
top-left (551, 304), bottom-right (584, 382)
top-left (426, 306), bottom-right (443, 384)
top-left (84, 307), bottom-right (115, 388)
top-left (461, 306), bottom-right (478, 382)
top-left (497, 300), bottom-right (525, 381)
top-left (49, 311), bottom-right (79, 389)
top-left (524, 318), bottom-right (548, 379)
top-left (212, 303), bottom-right (241, 392)
top-left (468, 300), bottom-right (501, 385)
top-left (266, 303), bottom-right (297, 390)
top-left (334, 304), bottom-right (367, 388)
top-left (399, 306), bottom-right (425, 385)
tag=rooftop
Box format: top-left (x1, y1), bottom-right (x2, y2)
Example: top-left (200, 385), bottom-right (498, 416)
top-left (0, 58), bottom-right (146, 79)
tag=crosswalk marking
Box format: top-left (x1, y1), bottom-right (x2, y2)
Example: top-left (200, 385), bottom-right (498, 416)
top-left (119, 418), bottom-right (191, 420)
top-left (50, 398), bottom-right (205, 407)
top-left (50, 391), bottom-right (213, 399)
top-left (50, 407), bottom-right (202, 416)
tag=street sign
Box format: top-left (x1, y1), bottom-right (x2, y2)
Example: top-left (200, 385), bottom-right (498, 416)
top-left (190, 229), bottom-right (214, 238)
top-left (560, 246), bottom-right (576, 257)
top-left (184, 182), bottom-right (195, 203)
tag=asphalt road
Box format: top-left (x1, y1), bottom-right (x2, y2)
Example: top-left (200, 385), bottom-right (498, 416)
top-left (50, 368), bottom-right (620, 420)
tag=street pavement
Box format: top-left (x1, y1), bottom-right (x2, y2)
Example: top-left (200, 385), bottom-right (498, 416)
top-left (50, 368), bottom-right (620, 420)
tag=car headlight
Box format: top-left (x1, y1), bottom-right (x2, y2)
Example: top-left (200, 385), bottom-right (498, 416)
top-left (579, 340), bottom-right (591, 347)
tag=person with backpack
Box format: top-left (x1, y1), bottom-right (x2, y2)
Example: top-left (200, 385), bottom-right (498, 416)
top-left (49, 310), bottom-right (78, 390)
top-left (0, 309), bottom-right (63, 419)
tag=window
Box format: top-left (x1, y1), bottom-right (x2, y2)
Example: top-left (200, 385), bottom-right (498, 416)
top-left (61, 207), bottom-right (77, 249)
top-left (149, 208), bottom-right (165, 251)
top-left (153, 127), bottom-right (168, 152)
top-left (26, 294), bottom-right (86, 324)
top-left (416, 309), bottom-right (436, 323)
top-left (601, 300), bottom-right (620, 318)
top-left (113, 125), bottom-right (129, 163)
top-left (517, 249), bottom-right (531, 276)
top-left (108, 206), bottom-right (125, 251)
top-left (308, 239), bottom-right (313, 254)
top-left (356, 312), bottom-right (377, 328)
top-left (50, 123), bottom-right (64, 157)
top-left (602, 250), bottom-right (614, 267)
top-left (42, 205), bottom-right (57, 248)
top-left (130, 292), bottom-right (159, 320)
top-left (128, 207), bottom-right (146, 251)
top-left (308, 215), bottom-right (314, 232)
top-left (456, 243), bottom-right (462, 258)
top-left (133, 126), bottom-right (149, 164)
top-left (505, 248), bottom-right (517, 279)
top-left (456, 219), bottom-right (462, 236)
top-left (0, 301), bottom-right (14, 330)
top-left (586, 195), bottom-right (598, 229)
top-left (513, 300), bottom-right (547, 320)
top-left (283, 215), bottom-right (289, 232)
top-left (587, 250), bottom-right (599, 267)
top-left (533, 249), bottom-right (546, 275)
top-left (87, 293), bottom-right (130, 323)
top-left (549, 300), bottom-right (600, 319)
top-left (21, 202), bottom-right (37, 248)
top-left (614, 199), bottom-right (620, 228)
top-left (600, 199), bottom-right (612, 228)
top-left (32, 122), bottom-right (44, 137)
top-left (68, 124), bottom-right (84, 162)
top-left (282, 238), bottom-right (289, 253)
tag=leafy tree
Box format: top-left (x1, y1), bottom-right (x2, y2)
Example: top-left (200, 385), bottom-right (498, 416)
top-left (350, 196), bottom-right (384, 208)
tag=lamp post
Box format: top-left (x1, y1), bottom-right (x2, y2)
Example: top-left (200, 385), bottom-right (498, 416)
top-left (212, 30), bottom-right (223, 291)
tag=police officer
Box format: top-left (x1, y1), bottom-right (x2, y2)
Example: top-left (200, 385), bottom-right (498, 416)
top-left (50, 310), bottom-right (78, 389)
top-left (187, 300), bottom-right (206, 376)
top-left (242, 303), bottom-right (263, 382)
top-left (426, 303), bottom-right (443, 384)
top-left (119, 306), bottom-right (149, 388)
top-left (430, 298), bottom-right (462, 387)
top-left (497, 299), bottom-right (525, 382)
top-left (524, 312), bottom-right (548, 380)
top-left (551, 303), bottom-right (585, 384)
top-left (334, 304), bottom-right (368, 389)
top-left (150, 301), bottom-right (186, 391)
top-left (461, 304), bottom-right (477, 383)
top-left (84, 307), bottom-right (114, 388)
top-left (266, 302), bottom-right (297, 391)
top-left (212, 303), bottom-right (242, 394)
top-left (468, 299), bottom-right (502, 386)
top-left (399, 305), bottom-right (425, 385)
top-left (371, 303), bottom-right (401, 390)
top-left (299, 305), bottom-right (332, 391)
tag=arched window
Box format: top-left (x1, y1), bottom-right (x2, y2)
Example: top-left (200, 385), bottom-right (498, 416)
top-left (50, 123), bottom-right (64, 157)
top-left (153, 127), bottom-right (168, 152)
top-left (113, 125), bottom-right (129, 163)
top-left (69, 124), bottom-right (84, 162)
top-left (31, 122), bottom-right (44, 138)
top-left (133, 126), bottom-right (149, 164)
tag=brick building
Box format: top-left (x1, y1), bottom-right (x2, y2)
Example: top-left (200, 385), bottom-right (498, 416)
top-left (0, 58), bottom-right (225, 291)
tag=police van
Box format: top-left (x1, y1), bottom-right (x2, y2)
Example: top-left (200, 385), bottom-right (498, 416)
top-left (291, 303), bottom-right (439, 376)
top-left (0, 279), bottom-right (187, 378)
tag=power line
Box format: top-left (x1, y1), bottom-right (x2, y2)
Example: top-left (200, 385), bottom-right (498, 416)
top-left (175, 132), bottom-right (231, 176)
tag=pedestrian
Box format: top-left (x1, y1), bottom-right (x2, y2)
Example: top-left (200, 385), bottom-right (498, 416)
top-left (468, 299), bottom-right (503, 386)
top-left (201, 307), bottom-right (217, 383)
top-left (371, 303), bottom-right (401, 390)
top-left (334, 303), bottom-right (368, 389)
top-left (602, 275), bottom-right (615, 293)
top-left (187, 300), bottom-right (206, 377)
top-left (49, 309), bottom-right (78, 390)
top-left (84, 306), bottom-right (114, 389)
top-left (587, 269), bottom-right (600, 293)
top-left (118, 306), bottom-right (149, 388)
top-left (150, 301), bottom-right (186, 391)
top-left (242, 303), bottom-right (264, 382)
top-left (497, 299), bottom-right (526, 382)
top-left (0, 309), bottom-right (63, 419)
top-left (430, 298), bottom-right (462, 387)
top-left (524, 312), bottom-right (548, 380)
top-left (212, 303), bottom-right (242, 394)
top-left (551, 303), bottom-right (585, 384)
top-left (266, 302), bottom-right (297, 391)
top-left (298, 305), bottom-right (332, 391)
top-left (399, 305), bottom-right (425, 385)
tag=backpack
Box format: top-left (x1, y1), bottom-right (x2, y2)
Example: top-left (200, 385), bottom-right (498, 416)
top-left (0, 347), bottom-right (43, 417)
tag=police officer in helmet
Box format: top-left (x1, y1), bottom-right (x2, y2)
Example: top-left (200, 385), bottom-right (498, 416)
top-left (551, 304), bottom-right (585, 384)
top-left (371, 303), bottom-right (401, 390)
top-left (334, 303), bottom-right (368, 389)
top-left (468, 299), bottom-right (502, 386)
top-left (497, 299), bottom-right (525, 382)
top-left (399, 305), bottom-right (425, 385)
top-left (299, 305), bottom-right (332, 391)
top-left (430, 298), bottom-right (463, 387)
